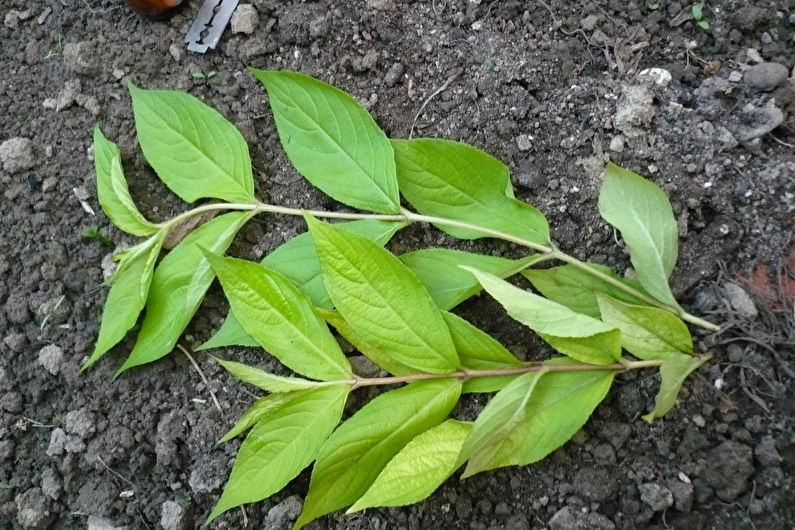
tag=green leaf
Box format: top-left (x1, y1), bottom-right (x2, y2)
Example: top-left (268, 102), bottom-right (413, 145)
top-left (463, 267), bottom-right (621, 365)
top-left (204, 253), bottom-right (352, 381)
top-left (93, 126), bottom-right (158, 236)
top-left (251, 69), bottom-right (400, 214)
top-left (596, 293), bottom-right (692, 360)
top-left (220, 392), bottom-right (304, 443)
top-left (129, 84), bottom-right (255, 203)
top-left (643, 354), bottom-right (708, 422)
top-left (295, 379), bottom-right (461, 528)
top-left (598, 163), bottom-right (679, 307)
top-left (209, 385), bottom-right (349, 521)
top-left (522, 264), bottom-right (648, 318)
top-left (116, 212), bottom-right (252, 374)
top-left (461, 360), bottom-right (614, 477)
top-left (306, 214), bottom-right (459, 374)
top-left (317, 308), bottom-right (414, 376)
top-left (83, 233), bottom-right (164, 370)
top-left (196, 219), bottom-right (402, 351)
top-left (213, 358), bottom-right (322, 392)
top-left (442, 312), bottom-right (524, 394)
top-left (195, 314), bottom-right (259, 351)
top-left (392, 139), bottom-right (549, 244)
top-left (698, 20), bottom-right (710, 30)
top-left (401, 249), bottom-right (540, 311)
top-left (691, 4), bottom-right (703, 20)
top-left (349, 420), bottom-right (473, 512)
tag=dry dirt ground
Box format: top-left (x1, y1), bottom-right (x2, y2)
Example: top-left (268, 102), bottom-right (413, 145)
top-left (0, 1), bottom-right (793, 529)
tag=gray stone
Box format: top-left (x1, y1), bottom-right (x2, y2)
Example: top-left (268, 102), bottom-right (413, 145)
top-left (0, 137), bottom-right (35, 173)
top-left (87, 515), bottom-right (125, 530)
top-left (55, 78), bottom-right (81, 112)
top-left (161, 500), bottom-right (191, 530)
top-left (516, 134), bottom-right (532, 151)
top-left (755, 435), bottom-right (782, 466)
top-left (41, 468), bottom-right (62, 500)
top-left (230, 4), bottom-right (259, 35)
top-left (639, 482), bottom-right (674, 511)
top-left (667, 479), bottom-right (694, 512)
top-left (580, 15), bottom-right (599, 31)
top-left (609, 135), bottom-right (625, 152)
top-left (47, 428), bottom-right (67, 457)
top-left (38, 344), bottom-right (64, 375)
top-left (62, 41), bottom-right (101, 75)
top-left (15, 488), bottom-right (53, 528)
top-left (65, 408), bottom-right (96, 438)
top-left (548, 506), bottom-right (615, 530)
top-left (730, 102), bottom-right (784, 143)
top-left (64, 434), bottom-right (86, 454)
top-left (367, 0), bottom-right (396, 10)
top-left (722, 282), bottom-right (758, 318)
top-left (188, 464), bottom-right (222, 494)
top-left (743, 62), bottom-right (789, 91)
top-left (614, 86), bottom-right (655, 139)
top-left (573, 466), bottom-right (618, 502)
top-left (384, 62), bottom-right (404, 87)
top-left (704, 441), bottom-right (754, 501)
top-left (265, 495), bottom-right (302, 530)
top-left (3, 332), bottom-right (27, 353)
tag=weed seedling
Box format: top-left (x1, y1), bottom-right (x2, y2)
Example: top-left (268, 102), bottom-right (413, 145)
top-left (692, 4), bottom-right (710, 30)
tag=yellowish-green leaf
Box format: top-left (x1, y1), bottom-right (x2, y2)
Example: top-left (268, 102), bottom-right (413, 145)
top-left (596, 293), bottom-right (692, 360)
top-left (93, 126), bottom-right (158, 236)
top-left (295, 379), bottom-right (461, 529)
top-left (209, 385), bottom-right (349, 521)
top-left (643, 354), bottom-right (708, 422)
top-left (213, 358), bottom-right (323, 392)
top-left (204, 253), bottom-right (352, 381)
top-left (401, 249), bottom-right (541, 310)
top-left (252, 69), bottom-right (400, 214)
top-left (129, 84), bottom-right (255, 203)
top-left (306, 214), bottom-right (459, 374)
top-left (461, 359), bottom-right (614, 477)
top-left (116, 212), bottom-right (252, 374)
top-left (349, 420), bottom-right (472, 512)
top-left (442, 312), bottom-right (524, 393)
top-left (598, 163), bottom-right (678, 307)
top-left (463, 267), bottom-right (621, 365)
top-left (522, 263), bottom-right (647, 318)
top-left (84, 233), bottom-right (164, 370)
top-left (393, 138), bottom-right (549, 244)
top-left (219, 392), bottom-right (305, 443)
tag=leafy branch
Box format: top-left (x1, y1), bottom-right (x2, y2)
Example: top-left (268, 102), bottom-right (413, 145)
top-left (85, 69), bottom-right (720, 526)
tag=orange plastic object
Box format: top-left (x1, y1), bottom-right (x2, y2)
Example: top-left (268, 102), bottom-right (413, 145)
top-left (123, 0), bottom-right (186, 19)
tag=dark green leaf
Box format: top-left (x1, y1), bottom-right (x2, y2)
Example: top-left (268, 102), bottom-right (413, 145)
top-left (401, 249), bottom-right (540, 310)
top-left (295, 379), bottom-right (461, 528)
top-left (129, 84), bottom-right (255, 203)
top-left (464, 267), bottom-right (621, 365)
top-left (117, 212), bottom-right (252, 374)
top-left (442, 312), bottom-right (524, 394)
top-left (461, 359), bottom-right (614, 477)
top-left (349, 420), bottom-right (472, 512)
top-left (204, 253), bottom-right (352, 381)
top-left (209, 385), bottom-right (349, 520)
top-left (251, 69), bottom-right (400, 213)
top-left (596, 293), bottom-right (692, 360)
top-left (93, 126), bottom-right (158, 236)
top-left (84, 233), bottom-right (164, 369)
top-left (643, 354), bottom-right (708, 422)
top-left (522, 263), bottom-right (647, 318)
top-left (307, 215), bottom-right (459, 374)
top-left (393, 139), bottom-right (549, 244)
top-left (598, 163), bottom-right (679, 306)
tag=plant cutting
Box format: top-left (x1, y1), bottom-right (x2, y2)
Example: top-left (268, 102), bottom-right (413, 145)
top-left (87, 69), bottom-right (719, 526)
